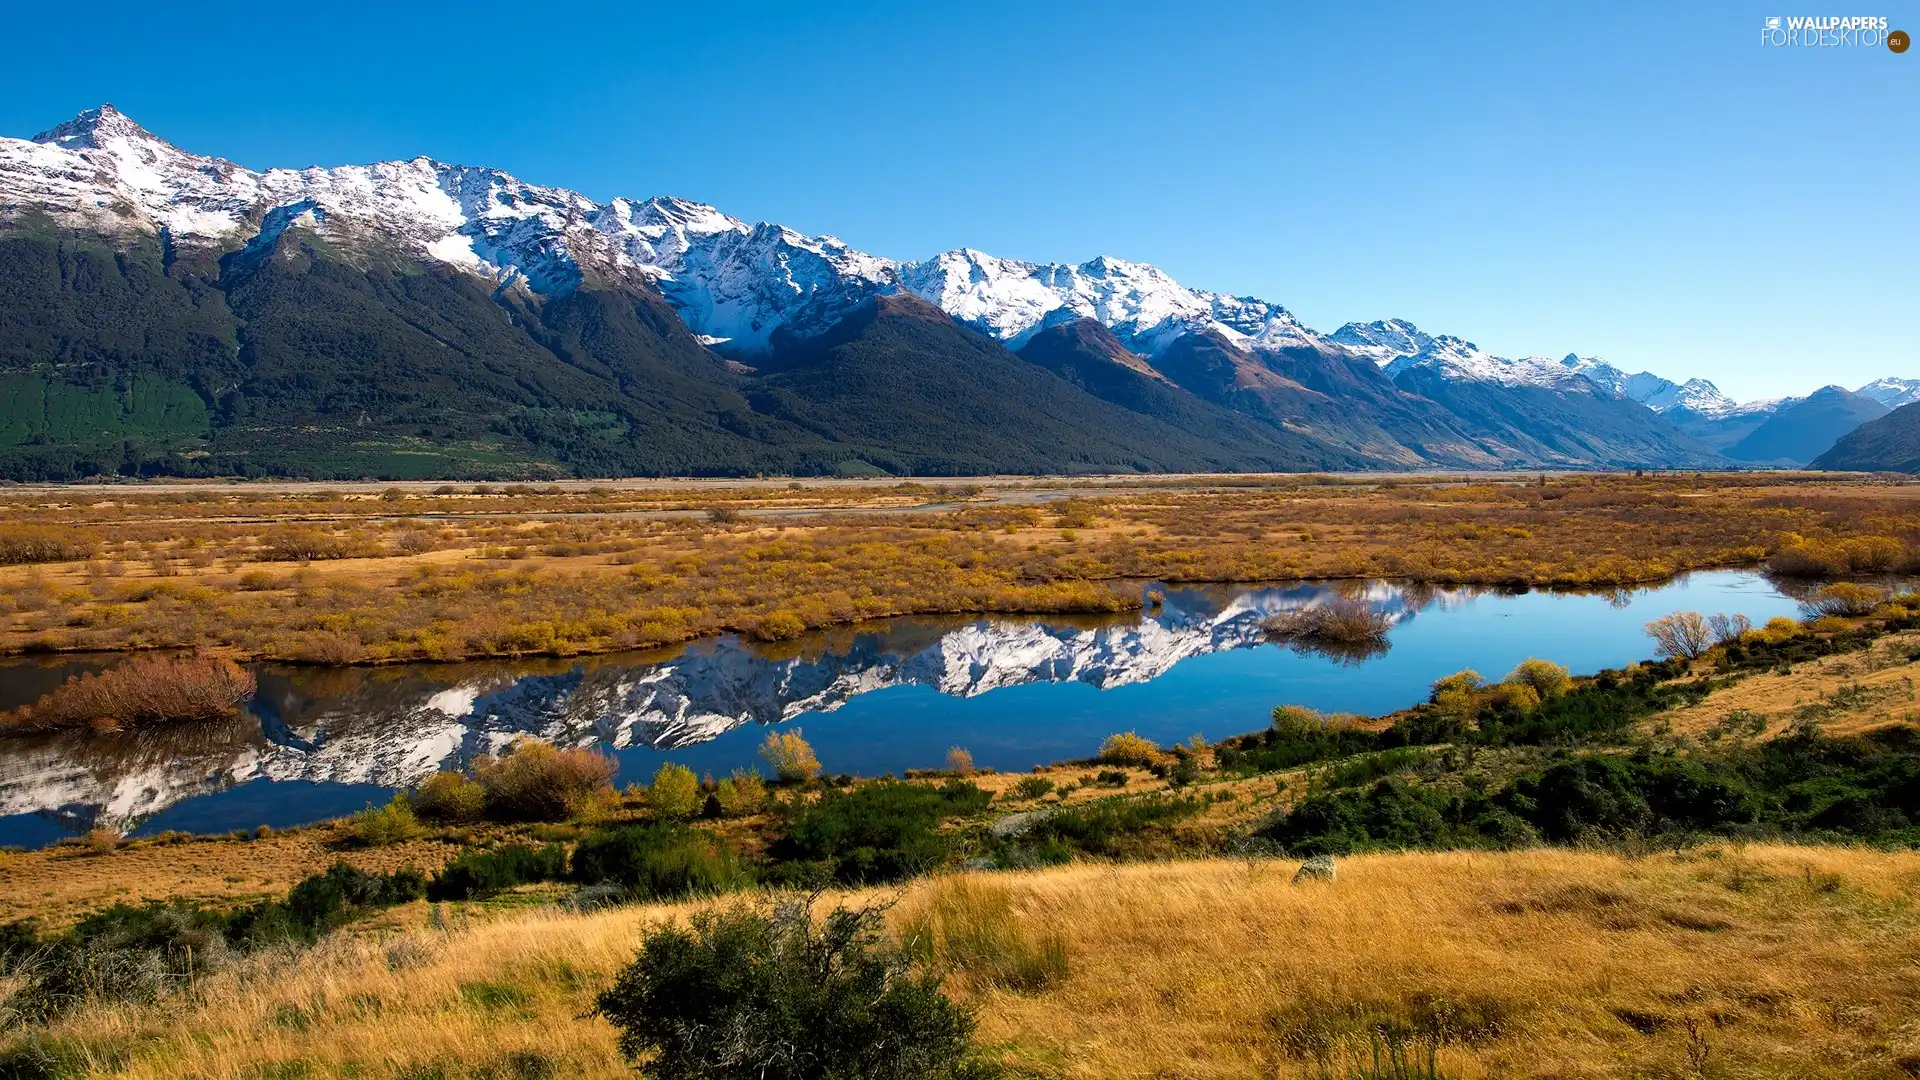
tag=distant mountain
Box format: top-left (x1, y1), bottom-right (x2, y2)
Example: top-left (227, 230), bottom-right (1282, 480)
top-left (1856, 378), bottom-right (1920, 410)
top-left (0, 105), bottom-right (1896, 478)
top-left (1811, 401), bottom-right (1920, 472)
top-left (1723, 387), bottom-right (1889, 465)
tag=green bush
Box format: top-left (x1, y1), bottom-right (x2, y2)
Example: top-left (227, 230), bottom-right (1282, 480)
top-left (1017, 795), bottom-right (1205, 859)
top-left (647, 763), bottom-right (701, 819)
top-left (714, 770), bottom-right (768, 817)
top-left (569, 825), bottom-right (752, 901)
top-left (412, 772), bottom-right (485, 822)
top-left (427, 844), bottom-right (567, 901)
top-left (1010, 777), bottom-right (1054, 801)
top-left (594, 902), bottom-right (985, 1080)
top-left (769, 780), bottom-right (991, 885)
top-left (348, 795), bottom-right (421, 846)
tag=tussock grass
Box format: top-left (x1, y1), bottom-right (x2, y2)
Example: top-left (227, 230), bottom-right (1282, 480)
top-left (14, 846), bottom-right (1920, 1079)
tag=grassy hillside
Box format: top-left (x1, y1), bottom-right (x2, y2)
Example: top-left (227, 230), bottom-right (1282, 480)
top-left (6, 847), bottom-right (1918, 1079)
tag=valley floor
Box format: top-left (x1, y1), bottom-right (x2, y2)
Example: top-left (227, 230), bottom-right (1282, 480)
top-left (1, 471), bottom-right (1915, 665)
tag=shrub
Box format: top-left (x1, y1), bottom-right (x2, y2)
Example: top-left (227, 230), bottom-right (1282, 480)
top-left (1262, 599), bottom-right (1393, 664)
top-left (770, 780), bottom-right (992, 884)
top-left (1801, 583), bottom-right (1889, 619)
top-left (427, 843), bottom-right (566, 901)
top-left (1261, 599), bottom-right (1392, 645)
top-left (761, 730), bottom-right (823, 784)
top-left (1488, 682), bottom-right (1541, 712)
top-left (1018, 795), bottom-right (1205, 858)
top-left (0, 526), bottom-right (95, 565)
top-left (751, 611), bottom-right (807, 642)
top-left (1271, 705), bottom-right (1340, 739)
top-left (259, 528), bottom-right (346, 562)
top-left (594, 902), bottom-right (981, 1080)
top-left (713, 770), bottom-right (767, 818)
top-left (1645, 612), bottom-right (1712, 660)
top-left (473, 741), bottom-right (617, 822)
top-left (1503, 658), bottom-right (1571, 700)
top-left (1098, 732), bottom-right (1164, 768)
top-left (411, 772), bottom-right (485, 823)
top-left (647, 763), bottom-right (701, 819)
top-left (944, 746), bottom-right (975, 776)
top-left (569, 824), bottom-right (752, 900)
top-left (348, 795), bottom-right (421, 847)
top-left (1429, 670), bottom-right (1484, 700)
top-left (2, 654), bottom-right (256, 732)
top-left (226, 863), bottom-right (427, 948)
top-left (1011, 777), bottom-right (1055, 801)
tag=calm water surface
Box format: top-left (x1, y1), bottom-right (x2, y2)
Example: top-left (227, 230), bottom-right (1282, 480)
top-left (0, 571), bottom-right (1826, 847)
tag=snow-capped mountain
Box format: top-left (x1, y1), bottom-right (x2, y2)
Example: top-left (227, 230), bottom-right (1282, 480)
top-left (1331, 319), bottom-right (1786, 418)
top-left (1, 105), bottom-right (894, 352)
top-left (1856, 378), bottom-right (1920, 410)
top-left (895, 249), bottom-right (1324, 356)
top-left (0, 106), bottom-right (1895, 477)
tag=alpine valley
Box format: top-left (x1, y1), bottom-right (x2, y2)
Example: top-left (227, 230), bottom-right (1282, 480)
top-left (0, 107), bottom-right (1905, 479)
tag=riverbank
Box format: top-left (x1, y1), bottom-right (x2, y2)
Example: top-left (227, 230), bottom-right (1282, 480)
top-left (8, 599), bottom-right (1920, 1076)
top-left (3, 472), bottom-right (1916, 664)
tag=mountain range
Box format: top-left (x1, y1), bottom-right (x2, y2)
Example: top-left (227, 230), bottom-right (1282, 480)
top-left (0, 106), bottom-right (1907, 478)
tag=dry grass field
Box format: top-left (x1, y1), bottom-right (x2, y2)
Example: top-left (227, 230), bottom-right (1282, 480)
top-left (2, 471), bottom-right (1918, 664)
top-left (13, 846), bottom-right (1920, 1080)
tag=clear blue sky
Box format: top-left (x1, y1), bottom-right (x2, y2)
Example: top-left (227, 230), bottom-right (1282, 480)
top-left (2, 0), bottom-right (1912, 400)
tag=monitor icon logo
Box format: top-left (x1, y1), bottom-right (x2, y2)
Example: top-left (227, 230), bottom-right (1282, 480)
top-left (1765, 17), bottom-right (1781, 29)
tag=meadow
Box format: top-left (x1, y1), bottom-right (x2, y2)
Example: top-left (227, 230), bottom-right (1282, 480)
top-left (1, 471), bottom-right (1917, 665)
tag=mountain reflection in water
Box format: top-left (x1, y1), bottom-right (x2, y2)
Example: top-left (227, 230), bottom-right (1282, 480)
top-left (0, 574), bottom-right (1822, 844)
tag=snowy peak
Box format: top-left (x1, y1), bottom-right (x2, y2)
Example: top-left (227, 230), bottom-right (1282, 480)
top-left (1857, 378), bottom-right (1920, 410)
top-left (898, 249), bottom-right (1327, 356)
top-left (1329, 319), bottom-right (1434, 366)
top-left (32, 104), bottom-right (158, 150)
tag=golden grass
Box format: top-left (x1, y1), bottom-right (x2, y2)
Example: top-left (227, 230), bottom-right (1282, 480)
top-left (18, 846), bottom-right (1920, 1079)
top-left (2, 472), bottom-right (1918, 664)
top-left (1658, 630), bottom-right (1920, 741)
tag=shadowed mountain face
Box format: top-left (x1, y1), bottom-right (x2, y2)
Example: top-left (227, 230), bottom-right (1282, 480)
top-left (743, 295), bottom-right (1361, 474)
top-left (1813, 401), bottom-right (1920, 472)
top-left (1390, 366), bottom-right (1725, 468)
top-left (1725, 387), bottom-right (1889, 465)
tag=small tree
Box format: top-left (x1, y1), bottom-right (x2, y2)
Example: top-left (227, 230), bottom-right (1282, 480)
top-left (761, 729), bottom-right (823, 784)
top-left (1706, 612), bottom-right (1753, 645)
top-left (649, 762), bottom-right (701, 819)
top-left (714, 769), bottom-right (768, 818)
top-left (1646, 612), bottom-right (1712, 660)
top-left (1098, 732), bottom-right (1162, 768)
top-left (944, 746), bottom-right (976, 777)
top-left (595, 901), bottom-right (982, 1080)
top-left (1504, 658), bottom-right (1571, 700)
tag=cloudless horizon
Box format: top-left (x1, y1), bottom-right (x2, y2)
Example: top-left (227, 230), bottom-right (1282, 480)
top-left (3, 0), bottom-right (1911, 400)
